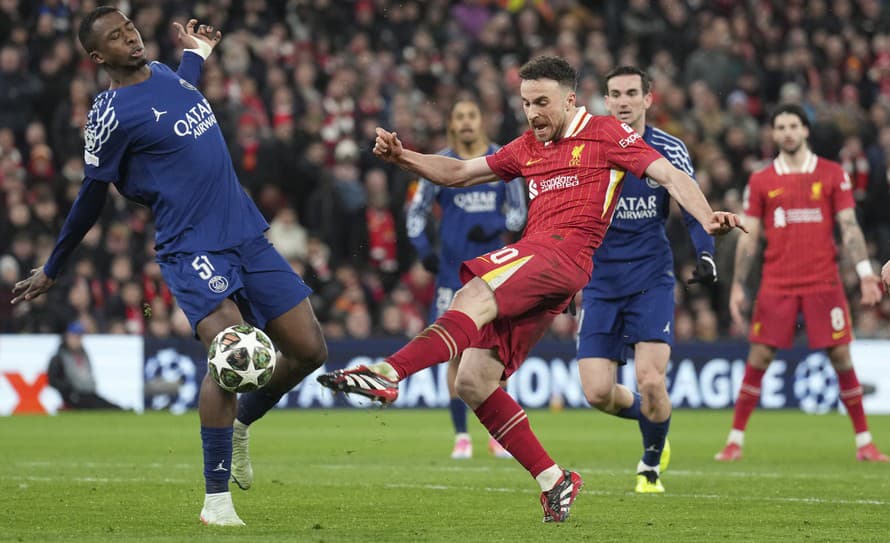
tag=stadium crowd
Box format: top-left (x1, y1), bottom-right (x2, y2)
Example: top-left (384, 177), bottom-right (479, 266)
top-left (1, 0), bottom-right (889, 341)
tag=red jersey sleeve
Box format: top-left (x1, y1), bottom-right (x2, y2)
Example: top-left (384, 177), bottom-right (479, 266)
top-left (830, 164), bottom-right (855, 214)
top-left (598, 117), bottom-right (663, 178)
top-left (485, 135), bottom-right (525, 181)
top-left (744, 173), bottom-right (764, 220)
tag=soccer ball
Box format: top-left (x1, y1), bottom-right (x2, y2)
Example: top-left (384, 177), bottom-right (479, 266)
top-left (207, 324), bottom-right (277, 393)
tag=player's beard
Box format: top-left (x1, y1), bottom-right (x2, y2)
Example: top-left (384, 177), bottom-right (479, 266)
top-left (457, 129), bottom-right (477, 145)
top-left (781, 140), bottom-right (804, 154)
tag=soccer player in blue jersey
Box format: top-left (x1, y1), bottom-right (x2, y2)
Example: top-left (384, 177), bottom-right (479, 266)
top-left (576, 66), bottom-right (715, 493)
top-left (11, 7), bottom-right (327, 526)
top-left (407, 99), bottom-right (527, 459)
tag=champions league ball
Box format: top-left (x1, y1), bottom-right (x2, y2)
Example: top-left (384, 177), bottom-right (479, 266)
top-left (207, 324), bottom-right (277, 393)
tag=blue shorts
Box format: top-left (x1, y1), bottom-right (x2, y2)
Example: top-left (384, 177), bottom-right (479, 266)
top-left (576, 286), bottom-right (674, 364)
top-left (158, 236), bottom-right (312, 333)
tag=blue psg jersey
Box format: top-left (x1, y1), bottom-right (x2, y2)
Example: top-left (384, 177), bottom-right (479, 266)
top-left (585, 126), bottom-right (713, 298)
top-left (82, 55), bottom-right (268, 257)
top-left (407, 145), bottom-right (527, 288)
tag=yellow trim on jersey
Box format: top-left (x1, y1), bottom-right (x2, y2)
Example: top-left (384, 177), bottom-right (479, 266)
top-left (480, 255), bottom-right (534, 290)
top-left (602, 169), bottom-right (625, 217)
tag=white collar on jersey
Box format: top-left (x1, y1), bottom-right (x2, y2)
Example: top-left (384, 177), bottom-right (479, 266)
top-left (546, 106), bottom-right (591, 146)
top-left (774, 149), bottom-right (817, 175)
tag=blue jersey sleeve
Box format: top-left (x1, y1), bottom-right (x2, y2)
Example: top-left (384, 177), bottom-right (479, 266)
top-left (654, 129), bottom-right (715, 256)
top-left (504, 177), bottom-right (527, 233)
top-left (43, 177), bottom-right (109, 278)
top-left (682, 207), bottom-right (715, 256)
top-left (83, 91), bottom-right (128, 183)
top-left (406, 178), bottom-right (439, 258)
top-left (176, 51), bottom-right (204, 88)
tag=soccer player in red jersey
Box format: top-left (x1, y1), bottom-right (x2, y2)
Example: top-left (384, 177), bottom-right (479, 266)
top-left (318, 56), bottom-right (745, 522)
top-left (716, 104), bottom-right (888, 463)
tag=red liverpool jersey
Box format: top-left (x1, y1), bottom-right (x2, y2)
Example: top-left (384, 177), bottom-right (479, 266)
top-left (744, 150), bottom-right (855, 293)
top-left (486, 107), bottom-right (662, 275)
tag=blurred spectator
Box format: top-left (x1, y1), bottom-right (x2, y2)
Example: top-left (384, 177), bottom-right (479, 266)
top-left (46, 321), bottom-right (124, 410)
top-left (0, 44), bottom-right (43, 135)
top-left (267, 205), bottom-right (309, 262)
top-left (364, 167), bottom-right (398, 279)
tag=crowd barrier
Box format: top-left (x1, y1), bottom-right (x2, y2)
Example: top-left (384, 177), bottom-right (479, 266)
top-left (1, 335), bottom-right (888, 415)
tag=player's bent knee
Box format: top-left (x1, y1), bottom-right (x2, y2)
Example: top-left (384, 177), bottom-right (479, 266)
top-left (454, 375), bottom-right (493, 408)
top-left (281, 340), bottom-right (327, 373)
top-left (637, 378), bottom-right (666, 399)
top-left (582, 384), bottom-right (613, 410)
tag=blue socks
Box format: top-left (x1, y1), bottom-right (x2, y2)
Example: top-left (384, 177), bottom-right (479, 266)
top-left (237, 388), bottom-right (283, 426)
top-left (201, 426), bottom-right (233, 494)
top-left (616, 392), bottom-right (642, 420)
top-left (639, 414), bottom-right (671, 467)
top-left (449, 397), bottom-right (468, 434)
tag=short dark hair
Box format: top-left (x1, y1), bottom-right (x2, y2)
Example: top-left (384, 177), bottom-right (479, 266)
top-left (770, 103), bottom-right (810, 128)
top-left (603, 66), bottom-right (651, 95)
top-left (78, 6), bottom-right (119, 53)
top-left (518, 56), bottom-right (577, 90)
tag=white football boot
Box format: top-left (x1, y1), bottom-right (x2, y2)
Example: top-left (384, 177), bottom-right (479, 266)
top-left (200, 491), bottom-right (245, 526)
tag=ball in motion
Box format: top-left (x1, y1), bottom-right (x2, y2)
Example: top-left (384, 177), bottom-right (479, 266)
top-left (207, 324), bottom-right (277, 393)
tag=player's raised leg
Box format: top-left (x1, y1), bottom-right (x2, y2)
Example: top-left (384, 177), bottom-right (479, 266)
top-left (827, 344), bottom-right (889, 462)
top-left (195, 299), bottom-right (248, 526)
top-left (232, 245), bottom-right (327, 489)
top-left (231, 299), bottom-right (327, 488)
top-left (318, 276), bottom-right (495, 401)
top-left (456, 348), bottom-right (582, 522)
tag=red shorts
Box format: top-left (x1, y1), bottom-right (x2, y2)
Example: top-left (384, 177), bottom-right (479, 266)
top-left (749, 286), bottom-right (853, 349)
top-left (460, 238), bottom-right (589, 377)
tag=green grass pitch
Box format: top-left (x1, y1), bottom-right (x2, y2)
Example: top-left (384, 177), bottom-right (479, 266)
top-left (1, 409), bottom-right (888, 542)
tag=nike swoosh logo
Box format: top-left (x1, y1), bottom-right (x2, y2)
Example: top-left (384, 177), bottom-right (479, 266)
top-left (768, 188), bottom-right (783, 198)
top-left (525, 158), bottom-right (544, 166)
top-left (832, 330), bottom-right (847, 340)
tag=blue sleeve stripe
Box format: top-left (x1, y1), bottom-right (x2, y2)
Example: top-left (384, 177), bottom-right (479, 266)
top-left (406, 179), bottom-right (438, 245)
top-left (650, 129), bottom-right (695, 177)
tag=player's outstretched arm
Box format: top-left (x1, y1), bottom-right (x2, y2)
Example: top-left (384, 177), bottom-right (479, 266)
top-left (644, 157), bottom-right (747, 236)
top-left (373, 127), bottom-right (499, 187)
top-left (836, 208), bottom-right (882, 306)
top-left (11, 178), bottom-right (109, 304)
top-left (729, 216), bottom-right (762, 327)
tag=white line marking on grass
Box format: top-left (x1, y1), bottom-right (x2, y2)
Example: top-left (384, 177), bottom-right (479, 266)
top-left (16, 461), bottom-right (193, 469)
top-left (4, 475), bottom-right (189, 484)
top-left (316, 463), bottom-right (866, 481)
top-left (383, 483), bottom-right (889, 506)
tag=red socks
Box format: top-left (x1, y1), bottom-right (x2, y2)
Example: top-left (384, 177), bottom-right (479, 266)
top-left (386, 310), bottom-right (479, 380)
top-left (732, 363), bottom-right (765, 431)
top-left (474, 388), bottom-right (554, 477)
top-left (837, 368), bottom-right (868, 434)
